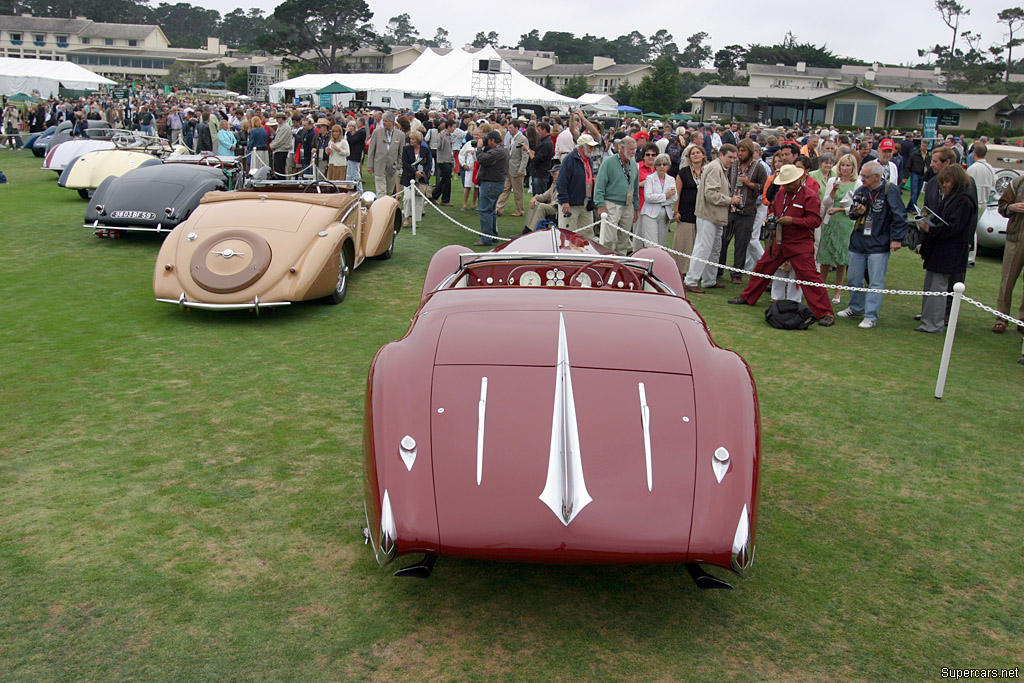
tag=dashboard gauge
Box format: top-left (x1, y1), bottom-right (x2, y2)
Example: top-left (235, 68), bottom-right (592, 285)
top-left (519, 270), bottom-right (542, 287)
top-left (574, 271), bottom-right (592, 288)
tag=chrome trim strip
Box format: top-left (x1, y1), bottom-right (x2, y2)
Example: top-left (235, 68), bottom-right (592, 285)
top-left (459, 252), bottom-right (655, 272)
top-left (84, 223), bottom-right (172, 233)
top-left (476, 376), bottom-right (488, 486)
top-left (731, 504), bottom-right (752, 574)
top-left (539, 313), bottom-right (592, 525)
top-left (379, 489), bottom-right (397, 564)
top-left (638, 382), bottom-right (652, 491)
top-left (155, 298), bottom-right (291, 310)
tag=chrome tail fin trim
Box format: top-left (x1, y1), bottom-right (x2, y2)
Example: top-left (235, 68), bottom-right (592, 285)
top-left (686, 563), bottom-right (734, 590)
top-left (639, 382), bottom-right (652, 491)
top-left (539, 313), bottom-right (592, 525)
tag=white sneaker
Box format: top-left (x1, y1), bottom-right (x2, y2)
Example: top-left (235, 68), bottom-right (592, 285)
top-left (858, 319), bottom-right (876, 329)
top-left (836, 308), bottom-right (859, 318)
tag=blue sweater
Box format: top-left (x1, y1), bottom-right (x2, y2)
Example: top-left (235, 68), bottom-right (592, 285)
top-left (848, 181), bottom-right (909, 254)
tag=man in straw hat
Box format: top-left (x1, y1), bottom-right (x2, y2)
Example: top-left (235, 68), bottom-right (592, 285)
top-left (728, 163), bottom-right (836, 326)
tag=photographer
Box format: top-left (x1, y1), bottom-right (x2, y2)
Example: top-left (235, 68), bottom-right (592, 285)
top-left (836, 160), bottom-right (908, 329)
top-left (473, 130), bottom-right (508, 247)
top-left (728, 164), bottom-right (835, 326)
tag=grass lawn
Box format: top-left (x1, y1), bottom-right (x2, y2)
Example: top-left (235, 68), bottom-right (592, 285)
top-left (1, 151), bottom-right (1022, 682)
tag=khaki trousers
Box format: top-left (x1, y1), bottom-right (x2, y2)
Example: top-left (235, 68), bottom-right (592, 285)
top-left (996, 237), bottom-right (1024, 321)
top-left (374, 171), bottom-right (397, 197)
top-left (599, 202), bottom-right (634, 254)
top-left (559, 205), bottom-right (595, 236)
top-left (497, 171), bottom-right (526, 214)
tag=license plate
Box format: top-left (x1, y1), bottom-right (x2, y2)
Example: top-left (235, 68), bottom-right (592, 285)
top-left (111, 210), bottom-right (156, 220)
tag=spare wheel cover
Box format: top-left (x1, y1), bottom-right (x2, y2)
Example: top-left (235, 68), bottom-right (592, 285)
top-left (190, 229), bottom-right (272, 293)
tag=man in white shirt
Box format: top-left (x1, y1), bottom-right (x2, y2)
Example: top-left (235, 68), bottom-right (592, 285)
top-left (709, 123), bottom-right (723, 153)
top-left (966, 141), bottom-right (995, 266)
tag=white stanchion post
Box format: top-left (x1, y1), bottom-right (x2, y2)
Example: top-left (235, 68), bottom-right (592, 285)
top-left (409, 180), bottom-right (417, 236)
top-left (935, 282), bottom-right (966, 399)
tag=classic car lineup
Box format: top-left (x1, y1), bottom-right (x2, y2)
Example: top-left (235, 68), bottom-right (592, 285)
top-left (153, 183), bottom-right (401, 311)
top-left (362, 228), bottom-right (761, 589)
top-left (85, 163), bottom-right (230, 236)
top-left (58, 148), bottom-right (163, 199)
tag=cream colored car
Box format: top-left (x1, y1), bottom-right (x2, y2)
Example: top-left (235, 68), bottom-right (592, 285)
top-left (154, 185), bottom-right (401, 312)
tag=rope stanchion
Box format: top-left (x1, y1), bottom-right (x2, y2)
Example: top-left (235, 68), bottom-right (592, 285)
top-left (935, 282), bottom-right (966, 399)
top-left (408, 180), bottom-right (417, 236)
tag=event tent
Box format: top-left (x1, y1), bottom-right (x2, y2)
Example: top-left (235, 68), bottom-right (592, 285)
top-left (269, 45), bottom-right (577, 109)
top-left (0, 57), bottom-right (115, 98)
top-left (578, 92), bottom-right (618, 114)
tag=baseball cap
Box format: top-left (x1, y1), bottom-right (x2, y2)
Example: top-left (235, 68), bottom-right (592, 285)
top-left (576, 133), bottom-right (599, 147)
top-left (879, 138), bottom-right (895, 151)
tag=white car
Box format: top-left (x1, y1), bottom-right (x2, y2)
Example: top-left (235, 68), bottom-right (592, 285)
top-left (976, 145), bottom-right (1024, 250)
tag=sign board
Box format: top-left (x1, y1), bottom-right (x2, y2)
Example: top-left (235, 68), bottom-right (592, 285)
top-left (293, 97), bottom-right (301, 106)
top-left (938, 111), bottom-right (961, 127)
top-left (112, 88), bottom-right (129, 99)
top-left (412, 99), bottom-right (420, 111)
top-left (924, 116), bottom-right (937, 141)
top-left (319, 93), bottom-right (333, 109)
top-left (447, 98), bottom-right (455, 110)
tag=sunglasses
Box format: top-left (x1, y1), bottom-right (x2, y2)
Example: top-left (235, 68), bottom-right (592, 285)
top-left (645, 153), bottom-right (657, 157)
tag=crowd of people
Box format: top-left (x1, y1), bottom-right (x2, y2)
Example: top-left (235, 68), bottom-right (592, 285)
top-left (3, 87), bottom-right (1022, 334)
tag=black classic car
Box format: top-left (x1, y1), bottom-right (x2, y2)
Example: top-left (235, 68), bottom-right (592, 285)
top-left (85, 163), bottom-right (228, 237)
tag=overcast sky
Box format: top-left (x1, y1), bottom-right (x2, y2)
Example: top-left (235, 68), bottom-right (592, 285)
top-left (203, 0), bottom-right (1015, 68)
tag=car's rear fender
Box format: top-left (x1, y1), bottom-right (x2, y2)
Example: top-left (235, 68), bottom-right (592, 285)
top-left (363, 195), bottom-right (402, 258)
top-left (685, 332), bottom-right (761, 573)
top-left (364, 319), bottom-right (444, 565)
top-left (291, 223), bottom-right (352, 301)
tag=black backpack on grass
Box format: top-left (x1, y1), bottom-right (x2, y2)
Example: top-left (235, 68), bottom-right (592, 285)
top-left (764, 300), bottom-right (815, 330)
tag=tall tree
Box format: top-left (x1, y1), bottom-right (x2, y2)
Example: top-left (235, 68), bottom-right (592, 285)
top-left (678, 32), bottom-right (711, 68)
top-left (259, 0), bottom-right (377, 72)
top-left (713, 44), bottom-right (747, 79)
top-left (612, 81), bottom-right (634, 107)
top-left (384, 13), bottom-right (418, 45)
top-left (151, 2), bottom-right (221, 49)
top-left (425, 27), bottom-right (450, 48)
top-left (745, 33), bottom-right (848, 68)
top-left (608, 31), bottom-right (648, 64)
top-left (998, 7), bottom-right (1024, 81)
top-left (936, 0), bottom-right (970, 54)
top-left (518, 29), bottom-right (541, 51)
top-left (218, 8), bottom-right (267, 50)
top-left (631, 56), bottom-right (683, 113)
top-left (558, 74), bottom-right (588, 99)
top-left (471, 31), bottom-right (499, 48)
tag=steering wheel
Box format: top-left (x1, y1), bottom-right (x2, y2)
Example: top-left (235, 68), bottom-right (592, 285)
top-left (303, 179), bottom-right (340, 194)
top-left (568, 260), bottom-right (642, 290)
top-left (199, 154), bottom-right (225, 167)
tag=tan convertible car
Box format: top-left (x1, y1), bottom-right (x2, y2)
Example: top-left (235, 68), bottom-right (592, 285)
top-left (154, 182), bottom-right (401, 311)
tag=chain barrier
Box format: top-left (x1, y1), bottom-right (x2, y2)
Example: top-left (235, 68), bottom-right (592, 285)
top-left (603, 218), bottom-right (1024, 329)
top-left (411, 183), bottom-right (512, 241)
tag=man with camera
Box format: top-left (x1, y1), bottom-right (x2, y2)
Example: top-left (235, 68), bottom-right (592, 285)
top-left (556, 133), bottom-right (601, 234)
top-left (836, 160), bottom-right (908, 329)
top-left (473, 130), bottom-right (509, 247)
top-left (728, 164), bottom-right (835, 326)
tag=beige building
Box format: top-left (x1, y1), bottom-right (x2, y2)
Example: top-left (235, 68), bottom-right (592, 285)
top-left (746, 62), bottom-right (945, 93)
top-left (523, 56), bottom-right (653, 94)
top-left (0, 14), bottom-right (229, 79)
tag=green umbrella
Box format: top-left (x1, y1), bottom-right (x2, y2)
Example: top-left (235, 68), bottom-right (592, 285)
top-left (316, 81), bottom-right (356, 94)
top-left (8, 92), bottom-right (38, 102)
top-left (885, 93), bottom-right (966, 111)
top-left (668, 113), bottom-right (693, 121)
top-left (642, 112), bottom-right (664, 118)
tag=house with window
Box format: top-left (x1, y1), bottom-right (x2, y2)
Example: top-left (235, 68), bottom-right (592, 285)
top-left (0, 13), bottom-right (229, 79)
top-left (523, 56), bottom-right (653, 94)
top-left (811, 87), bottom-right (1024, 131)
top-left (746, 62), bottom-right (945, 93)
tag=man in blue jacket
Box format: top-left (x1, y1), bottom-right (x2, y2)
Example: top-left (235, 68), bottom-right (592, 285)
top-left (837, 160), bottom-right (909, 329)
top-left (556, 133), bottom-right (600, 235)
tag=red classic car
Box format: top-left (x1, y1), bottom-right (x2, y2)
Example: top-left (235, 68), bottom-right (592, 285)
top-left (363, 228), bottom-right (760, 589)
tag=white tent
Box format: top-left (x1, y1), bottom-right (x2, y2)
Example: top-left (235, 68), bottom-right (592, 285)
top-left (0, 58), bottom-right (115, 97)
top-left (269, 45), bottom-right (576, 109)
top-left (578, 93), bottom-right (619, 113)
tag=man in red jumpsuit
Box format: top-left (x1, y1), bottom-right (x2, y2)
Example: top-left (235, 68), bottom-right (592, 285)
top-left (728, 164), bottom-right (835, 326)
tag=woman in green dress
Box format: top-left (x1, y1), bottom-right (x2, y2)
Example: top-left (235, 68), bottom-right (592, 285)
top-left (808, 153), bottom-right (835, 202)
top-left (818, 153), bottom-right (859, 305)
